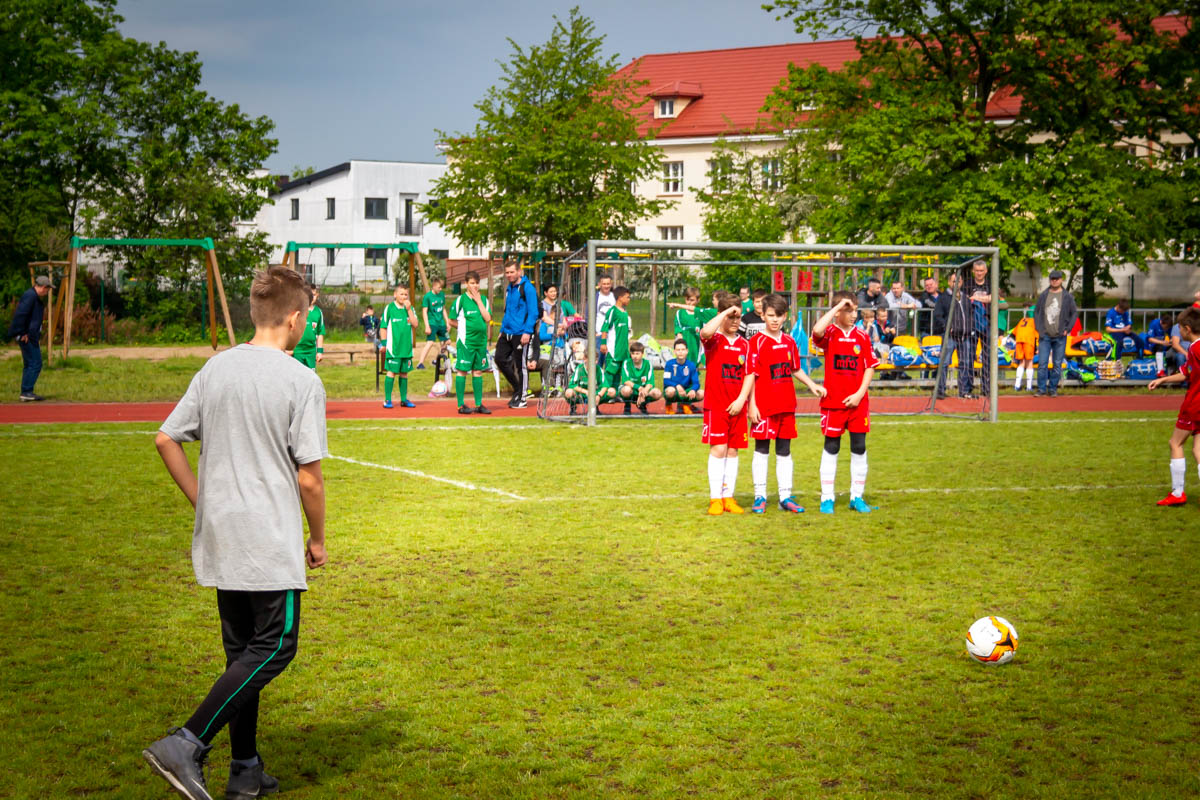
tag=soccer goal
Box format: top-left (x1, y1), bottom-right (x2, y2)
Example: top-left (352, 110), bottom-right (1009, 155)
top-left (536, 240), bottom-right (1001, 426)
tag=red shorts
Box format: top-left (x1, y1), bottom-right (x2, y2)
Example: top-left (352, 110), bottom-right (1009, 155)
top-left (750, 412), bottom-right (797, 441)
top-left (702, 407), bottom-right (748, 449)
top-left (820, 402), bottom-right (870, 437)
top-left (1176, 413), bottom-right (1198, 434)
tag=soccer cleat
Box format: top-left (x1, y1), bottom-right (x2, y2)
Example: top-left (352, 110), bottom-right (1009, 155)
top-left (1157, 492), bottom-right (1187, 507)
top-left (723, 498), bottom-right (745, 514)
top-left (143, 728), bottom-right (214, 800)
top-left (474, 405), bottom-right (491, 415)
top-left (752, 496), bottom-right (767, 514)
top-left (226, 759), bottom-right (279, 800)
top-left (707, 499), bottom-right (724, 516)
top-left (416, 363), bottom-right (426, 370)
top-left (382, 401), bottom-right (393, 409)
top-left (623, 403), bottom-right (632, 415)
top-left (819, 499), bottom-right (835, 514)
top-left (568, 403), bottom-right (578, 416)
top-left (664, 405), bottom-right (675, 415)
top-left (401, 399), bottom-right (416, 408)
top-left (510, 397), bottom-right (528, 409)
top-left (458, 406), bottom-right (473, 415)
top-left (848, 497), bottom-right (878, 513)
top-left (778, 497), bottom-right (805, 514)
top-left (638, 403), bottom-right (649, 415)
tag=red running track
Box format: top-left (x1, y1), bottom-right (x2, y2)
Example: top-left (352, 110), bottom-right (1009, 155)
top-left (0, 393), bottom-right (1180, 424)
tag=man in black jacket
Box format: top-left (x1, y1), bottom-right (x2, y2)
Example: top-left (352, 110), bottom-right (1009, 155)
top-left (8, 276), bottom-right (51, 401)
top-left (933, 272), bottom-right (975, 399)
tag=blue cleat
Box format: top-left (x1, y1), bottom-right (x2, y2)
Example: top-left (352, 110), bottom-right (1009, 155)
top-left (848, 497), bottom-right (878, 513)
top-left (401, 400), bottom-right (416, 408)
top-left (382, 400), bottom-right (393, 409)
top-left (752, 496), bottom-right (768, 514)
top-left (778, 497), bottom-right (804, 513)
top-left (819, 499), bottom-right (834, 514)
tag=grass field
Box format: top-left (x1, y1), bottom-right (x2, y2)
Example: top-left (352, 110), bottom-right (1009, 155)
top-left (1, 412), bottom-right (1198, 798)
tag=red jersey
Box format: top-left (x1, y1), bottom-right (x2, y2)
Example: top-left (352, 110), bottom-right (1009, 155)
top-left (702, 332), bottom-right (750, 411)
top-left (812, 323), bottom-right (878, 409)
top-left (1182, 339), bottom-right (1200, 420)
top-left (748, 332), bottom-right (800, 417)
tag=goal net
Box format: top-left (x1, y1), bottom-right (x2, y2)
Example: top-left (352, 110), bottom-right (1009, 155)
top-left (536, 241), bottom-right (999, 425)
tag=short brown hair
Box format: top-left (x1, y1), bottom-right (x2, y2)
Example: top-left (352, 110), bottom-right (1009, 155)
top-left (674, 337), bottom-right (687, 347)
top-left (1115, 299), bottom-right (1130, 311)
top-left (831, 290), bottom-right (857, 308)
top-left (250, 267), bottom-right (311, 328)
top-left (761, 293), bottom-right (788, 316)
top-left (1177, 307), bottom-right (1200, 331)
top-left (752, 288), bottom-right (768, 300)
top-left (629, 341), bottom-right (645, 353)
top-left (717, 292), bottom-right (740, 313)
top-left (683, 286), bottom-right (700, 301)
top-left (465, 270), bottom-right (480, 282)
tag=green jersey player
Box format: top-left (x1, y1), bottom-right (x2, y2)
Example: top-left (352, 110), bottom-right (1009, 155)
top-left (416, 277), bottom-right (450, 370)
top-left (291, 284), bottom-right (325, 368)
top-left (619, 341), bottom-right (661, 414)
top-left (450, 270), bottom-right (493, 414)
top-left (599, 287), bottom-right (632, 388)
top-left (380, 286), bottom-right (418, 408)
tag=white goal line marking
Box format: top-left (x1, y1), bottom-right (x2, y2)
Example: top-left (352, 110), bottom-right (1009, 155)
top-left (327, 454), bottom-right (528, 500)
top-left (527, 483), bottom-right (1151, 503)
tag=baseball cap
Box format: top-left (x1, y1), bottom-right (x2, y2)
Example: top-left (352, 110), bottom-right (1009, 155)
top-left (1048, 270), bottom-right (1064, 280)
top-left (34, 275), bottom-right (54, 288)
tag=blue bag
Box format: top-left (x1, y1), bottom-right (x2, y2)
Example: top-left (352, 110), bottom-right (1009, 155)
top-left (888, 345), bottom-right (921, 367)
top-left (1124, 358), bottom-right (1156, 380)
top-left (1079, 338), bottom-right (1112, 357)
top-left (922, 344), bottom-right (941, 363)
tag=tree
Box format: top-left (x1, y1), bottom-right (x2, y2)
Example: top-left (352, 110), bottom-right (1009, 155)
top-left (425, 7), bottom-right (672, 252)
top-left (762, 0), bottom-right (1199, 305)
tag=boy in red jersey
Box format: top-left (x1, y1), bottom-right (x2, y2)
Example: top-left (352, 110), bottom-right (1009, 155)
top-left (700, 292), bottom-right (751, 515)
top-left (1148, 307), bottom-right (1200, 506)
top-left (811, 291), bottom-right (879, 514)
top-left (744, 293), bottom-right (826, 514)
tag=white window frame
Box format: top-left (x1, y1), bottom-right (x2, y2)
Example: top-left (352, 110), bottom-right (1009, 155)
top-left (761, 157), bottom-right (783, 191)
top-left (326, 198), bottom-right (335, 219)
top-left (662, 161), bottom-right (683, 194)
top-left (290, 198), bottom-right (299, 220)
top-left (658, 226), bottom-right (684, 241)
top-left (658, 98), bottom-right (675, 118)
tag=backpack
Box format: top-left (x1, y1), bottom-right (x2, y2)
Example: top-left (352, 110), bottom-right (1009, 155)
top-left (1079, 337), bottom-right (1112, 357)
top-left (1125, 358), bottom-right (1156, 380)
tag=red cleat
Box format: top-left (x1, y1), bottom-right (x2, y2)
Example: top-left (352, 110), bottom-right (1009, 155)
top-left (1157, 492), bottom-right (1187, 507)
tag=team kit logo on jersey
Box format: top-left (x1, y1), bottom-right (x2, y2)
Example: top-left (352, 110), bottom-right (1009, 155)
top-left (833, 354), bottom-right (858, 371)
top-left (852, 344), bottom-right (861, 355)
top-left (769, 362), bottom-right (793, 381)
top-left (721, 363), bottom-right (744, 381)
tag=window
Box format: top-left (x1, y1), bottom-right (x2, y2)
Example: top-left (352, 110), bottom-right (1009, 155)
top-left (290, 198), bottom-right (299, 220)
top-left (365, 248), bottom-right (387, 267)
top-left (662, 161), bottom-right (683, 194)
top-left (659, 226), bottom-right (683, 241)
top-left (707, 157), bottom-right (733, 191)
top-left (326, 198), bottom-right (335, 219)
top-left (1171, 143), bottom-right (1198, 162)
top-left (467, 244), bottom-right (484, 257)
top-left (761, 158), bottom-right (783, 191)
top-left (325, 248), bottom-right (335, 266)
top-left (404, 198), bottom-right (414, 235)
top-left (364, 197), bottom-right (387, 219)
top-left (658, 99), bottom-right (675, 118)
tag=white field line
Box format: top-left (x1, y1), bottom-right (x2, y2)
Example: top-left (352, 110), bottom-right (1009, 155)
top-left (327, 454), bottom-right (527, 500)
top-left (528, 483), bottom-right (1152, 503)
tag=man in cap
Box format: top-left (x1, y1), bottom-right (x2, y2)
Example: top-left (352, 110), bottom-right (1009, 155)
top-left (1033, 269), bottom-right (1078, 397)
top-left (8, 275), bottom-right (52, 401)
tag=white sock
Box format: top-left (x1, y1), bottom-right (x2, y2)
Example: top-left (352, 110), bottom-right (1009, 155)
top-left (708, 455), bottom-right (724, 500)
top-left (1156, 352), bottom-right (1165, 372)
top-left (776, 454), bottom-right (793, 500)
top-left (723, 454), bottom-right (739, 498)
top-left (1014, 365), bottom-right (1024, 388)
top-left (850, 451), bottom-right (868, 500)
top-left (820, 450), bottom-right (838, 502)
top-left (752, 449), bottom-right (769, 498)
top-left (1170, 458), bottom-right (1185, 496)
top-left (1026, 372), bottom-right (1035, 390)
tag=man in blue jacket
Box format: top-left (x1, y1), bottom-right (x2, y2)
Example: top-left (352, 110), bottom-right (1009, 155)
top-left (495, 262), bottom-right (540, 408)
top-left (8, 276), bottom-right (52, 401)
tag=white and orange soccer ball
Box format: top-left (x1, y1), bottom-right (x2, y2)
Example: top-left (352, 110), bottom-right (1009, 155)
top-left (965, 616), bottom-right (1019, 664)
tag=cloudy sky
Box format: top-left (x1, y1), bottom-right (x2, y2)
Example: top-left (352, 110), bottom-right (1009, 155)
top-left (115, 0), bottom-right (803, 175)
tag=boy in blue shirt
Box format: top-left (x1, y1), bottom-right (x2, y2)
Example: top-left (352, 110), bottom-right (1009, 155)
top-left (1147, 313), bottom-right (1172, 377)
top-left (662, 338), bottom-right (703, 414)
top-left (1105, 300), bottom-right (1145, 359)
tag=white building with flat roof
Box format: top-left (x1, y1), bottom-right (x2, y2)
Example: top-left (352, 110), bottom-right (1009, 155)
top-left (252, 159), bottom-right (450, 286)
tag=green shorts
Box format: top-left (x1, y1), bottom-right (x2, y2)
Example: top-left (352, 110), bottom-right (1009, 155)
top-left (455, 346), bottom-right (489, 373)
top-left (384, 356), bottom-right (412, 374)
top-left (664, 384), bottom-right (695, 398)
top-left (603, 360), bottom-right (624, 386)
top-left (293, 352), bottom-right (316, 369)
top-left (427, 325), bottom-right (449, 343)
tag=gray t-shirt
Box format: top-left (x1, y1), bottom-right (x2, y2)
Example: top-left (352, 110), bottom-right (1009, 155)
top-left (1044, 293), bottom-right (1063, 337)
top-left (160, 344), bottom-right (328, 591)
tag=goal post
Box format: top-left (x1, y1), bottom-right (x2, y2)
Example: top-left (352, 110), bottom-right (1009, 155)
top-left (538, 240), bottom-right (1000, 426)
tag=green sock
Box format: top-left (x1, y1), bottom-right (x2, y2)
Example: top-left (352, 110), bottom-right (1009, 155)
top-left (400, 377), bottom-right (408, 402)
top-left (455, 375), bottom-right (465, 406)
top-left (384, 376), bottom-right (394, 403)
top-left (472, 376), bottom-right (483, 406)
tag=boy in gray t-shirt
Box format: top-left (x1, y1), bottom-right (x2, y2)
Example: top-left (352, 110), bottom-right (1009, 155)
top-left (144, 266), bottom-right (328, 800)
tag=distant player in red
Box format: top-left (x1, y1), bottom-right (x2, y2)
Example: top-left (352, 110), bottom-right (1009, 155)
top-left (811, 291), bottom-right (878, 514)
top-left (743, 293), bottom-right (825, 514)
top-left (1149, 307), bottom-right (1200, 506)
top-left (700, 292), bottom-right (750, 516)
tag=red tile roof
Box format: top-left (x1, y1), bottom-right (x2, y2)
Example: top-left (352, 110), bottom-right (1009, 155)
top-left (615, 15), bottom-right (1189, 140)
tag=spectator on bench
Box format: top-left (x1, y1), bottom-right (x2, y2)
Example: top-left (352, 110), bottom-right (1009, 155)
top-left (1105, 299), bottom-right (1146, 359)
top-left (1147, 313), bottom-right (1173, 377)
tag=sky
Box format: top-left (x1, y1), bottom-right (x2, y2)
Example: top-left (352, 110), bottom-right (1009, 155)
top-left (115, 0), bottom-right (804, 176)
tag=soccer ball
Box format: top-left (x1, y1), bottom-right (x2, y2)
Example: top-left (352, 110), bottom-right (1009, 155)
top-left (430, 380), bottom-right (448, 397)
top-left (965, 616), bottom-right (1019, 664)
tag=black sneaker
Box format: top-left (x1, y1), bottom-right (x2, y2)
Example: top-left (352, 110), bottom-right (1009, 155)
top-left (458, 406), bottom-right (473, 415)
top-left (475, 405), bottom-right (492, 414)
top-left (623, 403), bottom-right (632, 415)
top-left (143, 728), bottom-right (214, 800)
top-left (637, 404), bottom-right (649, 415)
top-left (226, 759), bottom-right (279, 800)
top-left (510, 397), bottom-right (528, 409)
top-left (1048, 390), bottom-right (1058, 397)
top-left (19, 392), bottom-right (43, 402)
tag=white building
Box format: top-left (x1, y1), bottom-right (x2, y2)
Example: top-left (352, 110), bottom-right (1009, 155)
top-left (252, 159), bottom-right (451, 287)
